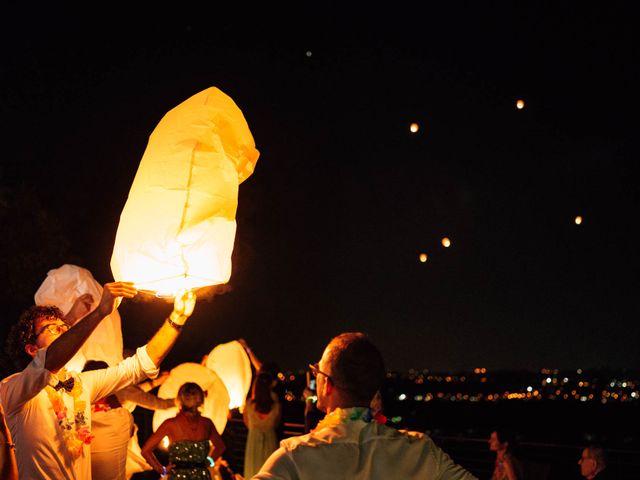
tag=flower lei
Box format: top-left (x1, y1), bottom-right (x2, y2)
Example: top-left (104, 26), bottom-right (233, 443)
top-left (45, 370), bottom-right (93, 459)
top-left (313, 407), bottom-right (387, 432)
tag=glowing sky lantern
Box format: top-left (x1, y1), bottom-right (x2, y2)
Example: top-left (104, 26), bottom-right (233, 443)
top-left (575, 215), bottom-right (583, 225)
top-left (410, 122), bottom-right (419, 133)
top-left (441, 237), bottom-right (451, 248)
top-left (153, 362), bottom-right (230, 435)
top-left (205, 340), bottom-right (252, 410)
top-left (516, 99), bottom-right (525, 109)
top-left (111, 87), bottom-right (260, 297)
top-left (419, 253), bottom-right (428, 263)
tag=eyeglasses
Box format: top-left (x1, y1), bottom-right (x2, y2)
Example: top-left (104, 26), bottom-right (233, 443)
top-left (309, 362), bottom-right (333, 383)
top-left (33, 322), bottom-right (69, 339)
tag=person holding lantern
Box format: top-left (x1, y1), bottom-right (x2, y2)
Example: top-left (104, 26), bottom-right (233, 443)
top-left (0, 281), bottom-right (196, 479)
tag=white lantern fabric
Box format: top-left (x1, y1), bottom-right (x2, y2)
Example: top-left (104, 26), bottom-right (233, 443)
top-left (111, 86), bottom-right (260, 296)
top-left (153, 362), bottom-right (230, 435)
top-left (34, 264), bottom-right (123, 371)
top-left (205, 340), bottom-right (252, 410)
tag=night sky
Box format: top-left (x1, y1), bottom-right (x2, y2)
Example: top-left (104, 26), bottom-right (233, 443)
top-left (1, 5), bottom-right (638, 373)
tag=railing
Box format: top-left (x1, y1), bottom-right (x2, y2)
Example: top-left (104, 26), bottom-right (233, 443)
top-left (221, 417), bottom-right (640, 479)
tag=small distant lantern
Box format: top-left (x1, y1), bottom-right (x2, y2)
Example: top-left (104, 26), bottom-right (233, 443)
top-left (441, 237), bottom-right (451, 248)
top-left (419, 253), bottom-right (428, 263)
top-left (516, 99), bottom-right (525, 110)
top-left (410, 123), bottom-right (419, 133)
top-left (575, 215), bottom-right (583, 225)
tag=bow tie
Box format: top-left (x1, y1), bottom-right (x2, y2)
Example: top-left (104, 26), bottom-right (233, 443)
top-left (54, 377), bottom-right (75, 392)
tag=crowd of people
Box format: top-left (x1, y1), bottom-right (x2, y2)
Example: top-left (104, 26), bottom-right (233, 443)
top-left (0, 266), bottom-right (621, 480)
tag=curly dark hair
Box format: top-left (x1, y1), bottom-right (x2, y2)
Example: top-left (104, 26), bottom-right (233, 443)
top-left (4, 305), bottom-right (64, 371)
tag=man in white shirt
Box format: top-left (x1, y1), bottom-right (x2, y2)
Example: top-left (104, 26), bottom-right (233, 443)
top-left (254, 332), bottom-right (478, 480)
top-left (0, 282), bottom-right (195, 479)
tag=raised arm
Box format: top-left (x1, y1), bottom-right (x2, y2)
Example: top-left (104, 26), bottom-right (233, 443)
top-left (145, 290), bottom-right (196, 367)
top-left (238, 338), bottom-right (263, 372)
top-left (45, 282), bottom-right (137, 373)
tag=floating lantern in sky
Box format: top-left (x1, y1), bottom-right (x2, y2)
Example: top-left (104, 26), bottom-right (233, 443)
top-left (205, 340), bottom-right (252, 410)
top-left (419, 253), bottom-right (428, 263)
top-left (516, 99), bottom-right (525, 110)
top-left (575, 215), bottom-right (583, 225)
top-left (110, 87), bottom-right (259, 297)
top-left (153, 362), bottom-right (230, 435)
top-left (410, 122), bottom-right (419, 133)
top-left (441, 237), bottom-right (451, 248)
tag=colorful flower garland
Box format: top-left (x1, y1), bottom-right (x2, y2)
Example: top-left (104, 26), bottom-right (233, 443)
top-left (45, 371), bottom-right (93, 459)
top-left (313, 407), bottom-right (387, 432)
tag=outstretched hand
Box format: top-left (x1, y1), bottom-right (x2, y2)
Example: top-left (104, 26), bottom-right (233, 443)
top-left (169, 290), bottom-right (196, 326)
top-left (97, 282), bottom-right (137, 317)
top-left (64, 293), bottom-right (94, 325)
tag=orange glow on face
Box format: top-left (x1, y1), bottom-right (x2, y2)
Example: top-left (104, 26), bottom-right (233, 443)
top-left (419, 253), bottom-right (428, 263)
top-left (441, 237), bottom-right (451, 248)
top-left (410, 123), bottom-right (419, 133)
top-left (516, 99), bottom-right (525, 109)
top-left (575, 215), bottom-right (583, 225)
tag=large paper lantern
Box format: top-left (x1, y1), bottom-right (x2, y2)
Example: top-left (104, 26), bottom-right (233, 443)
top-left (34, 264), bottom-right (123, 371)
top-left (153, 362), bottom-right (230, 435)
top-left (111, 87), bottom-right (260, 296)
top-left (205, 340), bottom-right (252, 409)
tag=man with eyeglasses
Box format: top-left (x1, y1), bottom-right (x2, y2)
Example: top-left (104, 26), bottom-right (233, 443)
top-left (0, 282), bottom-right (196, 479)
top-left (578, 445), bottom-right (613, 479)
top-left (254, 332), bottom-right (477, 480)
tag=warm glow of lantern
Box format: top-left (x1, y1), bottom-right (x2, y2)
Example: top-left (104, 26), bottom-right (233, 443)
top-left (205, 341), bottom-right (252, 410)
top-left (419, 253), bottom-right (428, 263)
top-left (410, 122), bottom-right (419, 133)
top-left (575, 215), bottom-right (583, 225)
top-left (161, 436), bottom-right (170, 450)
top-left (153, 362), bottom-right (230, 434)
top-left (441, 237), bottom-right (451, 248)
top-left (516, 99), bottom-right (525, 109)
top-left (111, 87), bottom-right (260, 297)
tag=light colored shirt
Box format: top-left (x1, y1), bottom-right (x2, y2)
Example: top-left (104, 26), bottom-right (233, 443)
top-left (0, 345), bottom-right (158, 480)
top-left (254, 413), bottom-right (478, 480)
top-left (115, 384), bottom-right (175, 412)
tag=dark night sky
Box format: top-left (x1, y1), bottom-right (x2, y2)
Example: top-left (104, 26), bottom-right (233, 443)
top-left (1, 4), bottom-right (638, 373)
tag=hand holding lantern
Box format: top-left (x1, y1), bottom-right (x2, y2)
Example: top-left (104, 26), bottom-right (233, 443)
top-left (168, 290), bottom-right (196, 328)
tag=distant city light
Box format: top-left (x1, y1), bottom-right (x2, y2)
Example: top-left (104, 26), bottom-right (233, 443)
top-left (441, 237), bottom-right (451, 248)
top-left (306, 51), bottom-right (312, 57)
top-left (575, 215), bottom-right (583, 225)
top-left (577, 369), bottom-right (583, 374)
top-left (516, 99), bottom-right (525, 109)
top-left (410, 122), bottom-right (419, 133)
top-left (546, 377), bottom-right (552, 384)
top-left (419, 253), bottom-right (428, 263)
top-left (398, 393), bottom-right (407, 401)
top-left (527, 386), bottom-right (533, 392)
